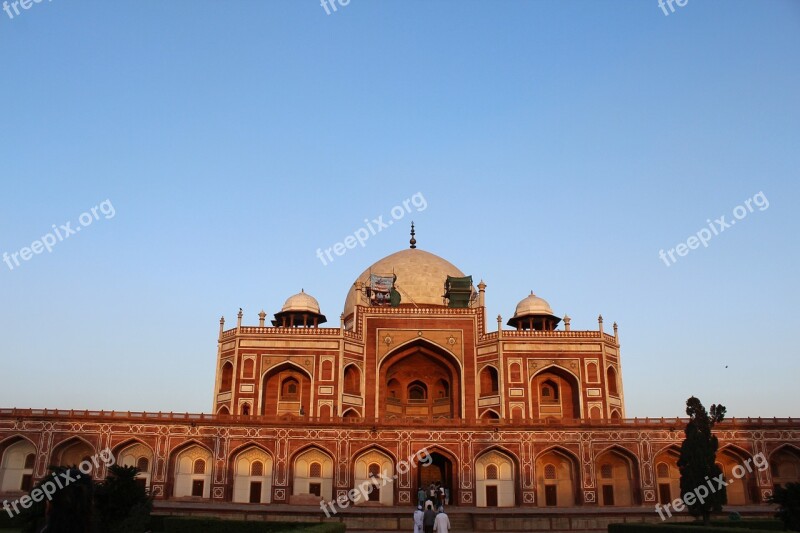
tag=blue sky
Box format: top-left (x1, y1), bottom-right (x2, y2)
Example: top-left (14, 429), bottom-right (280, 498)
top-left (1, 1), bottom-right (798, 417)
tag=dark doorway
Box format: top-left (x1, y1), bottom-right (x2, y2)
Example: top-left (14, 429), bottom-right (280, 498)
top-left (368, 484), bottom-right (380, 502)
top-left (486, 485), bottom-right (498, 507)
top-left (416, 452), bottom-right (456, 506)
top-left (20, 474), bottom-right (33, 492)
top-left (602, 485), bottom-right (615, 506)
top-left (250, 481), bottom-right (262, 503)
top-left (134, 478), bottom-right (147, 491)
top-left (191, 479), bottom-right (204, 497)
top-left (658, 483), bottom-right (671, 504)
top-left (309, 482), bottom-right (321, 497)
top-left (545, 484), bottom-right (558, 506)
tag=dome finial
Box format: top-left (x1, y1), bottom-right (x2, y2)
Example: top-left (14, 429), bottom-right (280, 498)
top-left (409, 222), bottom-right (417, 249)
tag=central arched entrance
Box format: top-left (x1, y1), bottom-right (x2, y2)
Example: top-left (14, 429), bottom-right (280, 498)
top-left (415, 448), bottom-right (457, 506)
top-left (379, 341), bottom-right (462, 420)
top-left (260, 363), bottom-right (312, 417)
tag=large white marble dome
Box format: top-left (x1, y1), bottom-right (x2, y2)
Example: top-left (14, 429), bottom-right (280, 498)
top-left (343, 248), bottom-right (467, 319)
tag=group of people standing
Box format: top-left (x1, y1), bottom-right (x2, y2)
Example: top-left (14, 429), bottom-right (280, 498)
top-left (413, 483), bottom-right (450, 533)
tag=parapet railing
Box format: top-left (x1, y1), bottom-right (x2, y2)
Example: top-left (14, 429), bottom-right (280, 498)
top-left (0, 409), bottom-right (794, 429)
top-left (481, 330), bottom-right (617, 343)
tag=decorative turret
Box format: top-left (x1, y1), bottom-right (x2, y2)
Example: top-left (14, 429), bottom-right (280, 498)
top-left (507, 291), bottom-right (561, 331)
top-left (272, 289), bottom-right (327, 328)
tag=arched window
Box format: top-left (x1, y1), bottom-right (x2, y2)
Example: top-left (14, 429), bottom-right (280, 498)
top-left (220, 362), bottom-right (233, 392)
top-left (586, 362), bottom-right (599, 383)
top-left (368, 463), bottom-right (381, 478)
top-left (321, 360), bottom-right (333, 381)
top-left (480, 366), bottom-right (499, 396)
top-left (656, 462), bottom-right (669, 478)
top-left (387, 378), bottom-right (400, 400)
top-left (194, 459), bottom-right (206, 475)
top-left (24, 453), bottom-right (35, 469)
top-left (243, 358), bottom-right (254, 378)
top-left (509, 363), bottom-right (521, 382)
top-left (607, 367), bottom-right (619, 396)
top-left (486, 464), bottom-right (498, 480)
top-left (136, 457), bottom-right (149, 472)
top-left (408, 382), bottom-right (427, 400)
top-left (544, 464), bottom-right (557, 480)
top-left (281, 377), bottom-right (300, 400)
top-left (600, 464), bottom-right (613, 479)
top-left (251, 461), bottom-right (264, 476)
top-left (436, 378), bottom-right (450, 398)
top-left (241, 403), bottom-right (251, 416)
top-left (344, 365), bottom-right (361, 395)
top-left (309, 462), bottom-right (322, 478)
top-left (541, 379), bottom-right (559, 403)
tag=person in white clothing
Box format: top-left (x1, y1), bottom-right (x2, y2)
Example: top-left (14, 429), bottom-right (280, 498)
top-left (433, 506), bottom-right (451, 533)
top-left (413, 504), bottom-right (424, 533)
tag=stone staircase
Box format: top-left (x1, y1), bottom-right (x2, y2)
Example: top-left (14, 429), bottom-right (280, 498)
top-left (448, 511), bottom-right (474, 531)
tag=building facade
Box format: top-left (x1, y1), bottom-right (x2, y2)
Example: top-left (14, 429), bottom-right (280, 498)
top-left (1, 243), bottom-right (799, 508)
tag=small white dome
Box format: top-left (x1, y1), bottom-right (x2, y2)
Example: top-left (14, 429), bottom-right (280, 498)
top-left (281, 289), bottom-right (321, 314)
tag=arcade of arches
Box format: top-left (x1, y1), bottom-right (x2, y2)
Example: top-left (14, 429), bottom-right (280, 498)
top-left (2, 434), bottom-right (799, 508)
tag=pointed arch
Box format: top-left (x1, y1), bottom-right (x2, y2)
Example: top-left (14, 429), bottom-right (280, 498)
top-left (260, 361), bottom-right (313, 417)
top-left (606, 366), bottom-right (619, 396)
top-left (530, 365), bottom-right (582, 419)
top-left (50, 436), bottom-right (97, 471)
top-left (220, 361), bottom-right (234, 393)
top-left (409, 444), bottom-right (459, 506)
top-left (769, 444), bottom-right (800, 488)
top-left (475, 447), bottom-right (518, 507)
top-left (653, 445), bottom-right (681, 505)
top-left (378, 339), bottom-right (464, 420)
top-left (479, 365), bottom-right (499, 397)
top-left (718, 444), bottom-right (758, 504)
top-left (480, 409), bottom-right (501, 420)
top-left (535, 445), bottom-right (580, 507)
top-left (291, 445), bottom-right (335, 501)
top-left (0, 437), bottom-right (37, 493)
top-left (231, 444), bottom-right (274, 503)
top-left (343, 364), bottom-right (361, 395)
top-left (169, 440), bottom-right (213, 499)
top-left (115, 439), bottom-right (154, 490)
top-left (595, 445), bottom-right (640, 506)
top-left (342, 408), bottom-right (361, 419)
top-left (353, 447), bottom-right (395, 505)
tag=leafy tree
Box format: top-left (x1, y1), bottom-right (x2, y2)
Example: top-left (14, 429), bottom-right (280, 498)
top-left (677, 396), bottom-right (727, 525)
top-left (93, 465), bottom-right (152, 533)
top-left (769, 482), bottom-right (800, 531)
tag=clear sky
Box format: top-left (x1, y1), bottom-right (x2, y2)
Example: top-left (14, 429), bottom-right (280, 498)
top-left (1, 1), bottom-right (798, 418)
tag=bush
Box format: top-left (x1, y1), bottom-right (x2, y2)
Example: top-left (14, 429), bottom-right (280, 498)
top-left (769, 482), bottom-right (800, 531)
top-left (608, 523), bottom-right (778, 533)
top-left (675, 520), bottom-right (784, 530)
top-left (161, 517), bottom-right (345, 533)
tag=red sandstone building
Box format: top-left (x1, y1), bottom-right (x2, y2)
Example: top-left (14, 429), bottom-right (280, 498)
top-left (1, 238), bottom-right (799, 508)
